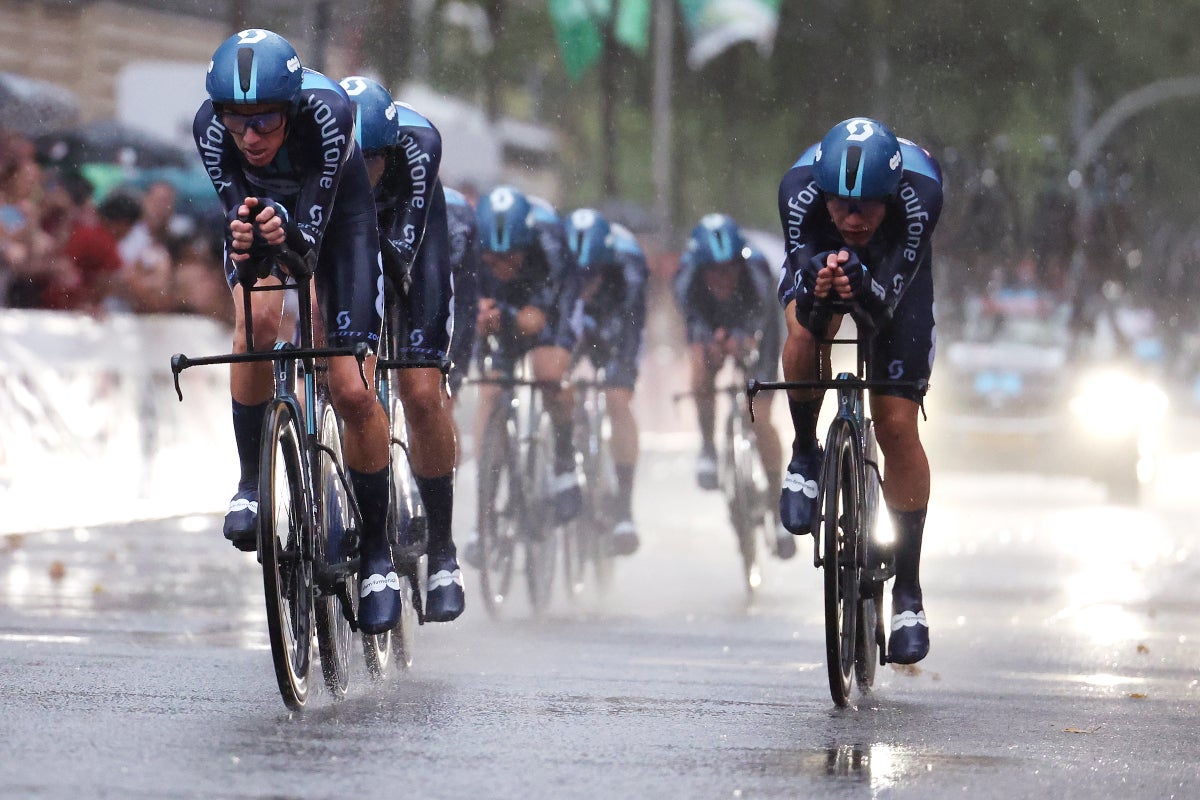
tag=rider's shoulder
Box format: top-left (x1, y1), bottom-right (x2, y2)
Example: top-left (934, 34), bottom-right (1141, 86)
top-left (898, 138), bottom-right (942, 185)
top-left (393, 101), bottom-right (436, 131)
top-left (526, 195), bottom-right (561, 227)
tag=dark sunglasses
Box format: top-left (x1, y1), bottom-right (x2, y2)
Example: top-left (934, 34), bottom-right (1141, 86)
top-left (220, 110), bottom-right (286, 136)
top-left (827, 196), bottom-right (887, 215)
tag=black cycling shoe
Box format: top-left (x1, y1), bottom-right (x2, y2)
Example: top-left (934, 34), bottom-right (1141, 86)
top-left (780, 446), bottom-right (821, 534)
top-left (695, 445), bottom-right (719, 491)
top-left (358, 541), bottom-right (402, 635)
top-left (889, 595), bottom-right (930, 664)
top-left (425, 552), bottom-right (465, 622)
top-left (610, 520), bottom-right (640, 556)
top-left (222, 489), bottom-right (258, 552)
top-left (552, 467), bottom-right (584, 524)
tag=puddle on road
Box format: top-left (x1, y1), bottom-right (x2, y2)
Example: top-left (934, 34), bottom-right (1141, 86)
top-left (732, 742), bottom-right (1018, 790)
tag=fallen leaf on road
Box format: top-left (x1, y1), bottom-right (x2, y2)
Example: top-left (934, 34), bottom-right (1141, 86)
top-left (48, 561), bottom-right (66, 580)
top-left (1063, 725), bottom-right (1103, 734)
top-left (1128, 693), bottom-right (1147, 699)
top-left (1136, 643), bottom-right (1149, 654)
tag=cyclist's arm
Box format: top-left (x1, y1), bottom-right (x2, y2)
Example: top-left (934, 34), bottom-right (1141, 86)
top-left (380, 112), bottom-right (443, 277)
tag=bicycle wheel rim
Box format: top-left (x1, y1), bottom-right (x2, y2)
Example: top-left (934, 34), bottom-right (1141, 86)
top-left (477, 402), bottom-right (517, 617)
top-left (822, 419), bottom-right (859, 707)
top-left (525, 410), bottom-right (557, 614)
top-left (259, 401), bottom-right (312, 711)
top-left (314, 402), bottom-right (353, 699)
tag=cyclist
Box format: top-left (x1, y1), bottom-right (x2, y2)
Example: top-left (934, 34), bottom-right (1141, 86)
top-left (194, 30), bottom-right (400, 634)
top-left (444, 185), bottom-right (481, 400)
top-left (674, 213), bottom-right (793, 561)
top-left (563, 208), bottom-right (648, 556)
top-left (776, 116), bottom-right (943, 664)
top-left (337, 75), bottom-right (464, 622)
top-left (470, 186), bottom-right (584, 532)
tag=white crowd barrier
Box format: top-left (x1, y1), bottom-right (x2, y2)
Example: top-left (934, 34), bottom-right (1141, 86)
top-left (0, 310), bottom-right (237, 533)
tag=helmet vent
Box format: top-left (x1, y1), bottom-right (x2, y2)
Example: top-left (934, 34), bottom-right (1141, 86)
top-left (237, 48), bottom-right (255, 93)
top-left (843, 146), bottom-right (863, 193)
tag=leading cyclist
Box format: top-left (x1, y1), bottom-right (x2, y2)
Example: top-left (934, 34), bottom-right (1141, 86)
top-left (563, 208), bottom-right (648, 556)
top-left (674, 213), bottom-right (793, 561)
top-left (194, 30), bottom-right (401, 634)
top-left (776, 117), bottom-right (943, 664)
top-left (337, 75), bottom-right (464, 622)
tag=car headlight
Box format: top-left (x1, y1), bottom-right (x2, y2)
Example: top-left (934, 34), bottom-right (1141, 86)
top-left (1068, 368), bottom-right (1168, 438)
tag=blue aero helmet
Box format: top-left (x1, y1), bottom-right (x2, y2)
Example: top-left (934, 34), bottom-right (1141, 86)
top-left (565, 208), bottom-right (615, 272)
top-left (477, 186), bottom-right (535, 254)
top-left (338, 76), bottom-right (397, 153)
top-left (813, 117), bottom-right (903, 201)
top-left (206, 29), bottom-right (303, 109)
top-left (688, 213), bottom-right (747, 267)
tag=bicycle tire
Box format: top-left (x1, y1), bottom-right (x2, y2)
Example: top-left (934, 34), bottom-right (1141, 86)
top-left (725, 410), bottom-right (761, 594)
top-left (477, 398), bottom-right (519, 618)
top-left (855, 419), bottom-right (884, 688)
top-left (821, 417), bottom-right (861, 707)
top-left (258, 400), bottom-right (313, 711)
top-left (562, 398), bottom-right (595, 602)
top-left (314, 401), bottom-right (353, 699)
top-left (589, 401), bottom-right (616, 594)
top-left (524, 408), bottom-right (558, 615)
top-left (387, 394), bottom-right (420, 671)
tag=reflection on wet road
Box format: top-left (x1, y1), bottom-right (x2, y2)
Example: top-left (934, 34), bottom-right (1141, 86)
top-left (2, 451), bottom-right (1199, 798)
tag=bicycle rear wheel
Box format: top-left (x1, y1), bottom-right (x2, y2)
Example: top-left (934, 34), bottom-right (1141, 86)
top-left (524, 409), bottom-right (558, 615)
top-left (387, 394), bottom-right (420, 671)
top-left (725, 410), bottom-right (761, 595)
top-left (314, 401), bottom-right (353, 699)
top-left (477, 400), bottom-right (519, 618)
top-left (820, 417), bottom-right (861, 707)
top-left (258, 400), bottom-right (314, 711)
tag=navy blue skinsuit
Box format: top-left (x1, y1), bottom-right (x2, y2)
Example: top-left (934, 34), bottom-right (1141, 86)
top-left (444, 186), bottom-right (480, 392)
top-left (577, 222), bottom-right (648, 390)
top-left (674, 244), bottom-right (782, 383)
top-left (193, 68), bottom-right (383, 348)
top-left (777, 138), bottom-right (943, 401)
top-left (476, 196), bottom-right (582, 372)
top-left (375, 101), bottom-right (453, 364)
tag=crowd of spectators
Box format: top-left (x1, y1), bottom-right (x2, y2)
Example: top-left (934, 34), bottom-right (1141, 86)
top-left (0, 128), bottom-right (230, 324)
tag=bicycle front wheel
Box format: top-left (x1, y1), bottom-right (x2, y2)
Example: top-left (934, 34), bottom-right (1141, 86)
top-left (259, 400), bottom-right (314, 711)
top-left (725, 410), bottom-right (761, 595)
top-left (820, 417), bottom-right (861, 707)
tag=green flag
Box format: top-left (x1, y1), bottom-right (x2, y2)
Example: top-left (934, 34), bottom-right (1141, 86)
top-left (677, 0), bottom-right (781, 70)
top-left (615, 0), bottom-right (651, 55)
top-left (548, 0), bottom-right (606, 80)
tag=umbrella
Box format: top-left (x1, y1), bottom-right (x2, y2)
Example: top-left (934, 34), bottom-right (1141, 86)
top-left (0, 72), bottom-right (80, 136)
top-left (36, 119), bottom-right (190, 170)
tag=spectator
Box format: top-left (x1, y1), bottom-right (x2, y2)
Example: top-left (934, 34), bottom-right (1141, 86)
top-left (112, 181), bottom-right (176, 313)
top-left (42, 192), bottom-right (141, 312)
top-left (0, 130), bottom-right (61, 307)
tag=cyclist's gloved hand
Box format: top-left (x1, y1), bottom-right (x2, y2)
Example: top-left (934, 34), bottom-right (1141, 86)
top-left (838, 250), bottom-right (871, 300)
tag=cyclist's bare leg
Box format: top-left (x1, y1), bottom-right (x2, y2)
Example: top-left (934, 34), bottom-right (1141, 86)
top-left (750, 391), bottom-right (784, 500)
top-left (604, 386), bottom-right (640, 551)
top-left (532, 344), bottom-right (583, 521)
top-left (223, 277), bottom-right (286, 547)
top-left (230, 276), bottom-right (285, 404)
top-left (871, 391), bottom-right (931, 661)
top-left (688, 341), bottom-right (720, 449)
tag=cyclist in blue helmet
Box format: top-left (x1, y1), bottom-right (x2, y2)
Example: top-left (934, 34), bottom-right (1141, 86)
top-left (777, 116), bottom-right (944, 664)
top-left (674, 213), bottom-right (793, 561)
top-left (443, 186), bottom-right (481, 399)
top-left (564, 207), bottom-right (649, 556)
top-left (338, 75), bottom-right (464, 621)
top-left (470, 186), bottom-right (584, 530)
top-left (193, 30), bottom-right (403, 635)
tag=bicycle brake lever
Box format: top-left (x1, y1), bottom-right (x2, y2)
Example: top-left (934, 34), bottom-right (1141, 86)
top-left (746, 379), bottom-right (759, 422)
top-left (353, 342), bottom-right (370, 389)
top-left (170, 353), bottom-right (189, 401)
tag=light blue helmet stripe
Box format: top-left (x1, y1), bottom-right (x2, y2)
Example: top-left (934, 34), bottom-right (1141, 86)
top-left (354, 105), bottom-right (363, 149)
top-left (233, 56), bottom-right (258, 103)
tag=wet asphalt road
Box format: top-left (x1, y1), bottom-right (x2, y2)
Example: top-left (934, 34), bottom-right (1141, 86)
top-left (2, 445), bottom-right (1200, 799)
